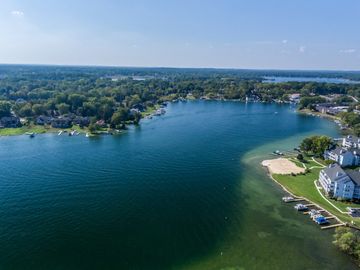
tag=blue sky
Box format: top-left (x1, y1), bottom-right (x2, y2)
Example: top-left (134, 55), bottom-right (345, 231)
top-left (1, 0), bottom-right (359, 70)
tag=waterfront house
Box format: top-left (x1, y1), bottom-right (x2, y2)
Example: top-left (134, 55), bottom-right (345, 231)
top-left (73, 116), bottom-right (90, 127)
top-left (324, 146), bottom-right (360, 167)
top-left (36, 115), bottom-right (53, 125)
top-left (96, 120), bottom-right (106, 127)
top-left (289, 93), bottom-right (301, 103)
top-left (0, 116), bottom-right (21, 128)
top-left (319, 164), bottom-right (355, 199)
top-left (345, 170), bottom-right (360, 199)
top-left (51, 117), bottom-right (72, 128)
top-left (342, 135), bottom-right (360, 149)
top-left (315, 103), bottom-right (334, 114)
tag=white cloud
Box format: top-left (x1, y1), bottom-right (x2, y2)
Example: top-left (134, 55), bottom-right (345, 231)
top-left (11, 10), bottom-right (24, 17)
top-left (299, 46), bottom-right (306, 53)
top-left (339, 49), bottom-right (356, 54)
top-left (282, 39), bottom-right (288, 44)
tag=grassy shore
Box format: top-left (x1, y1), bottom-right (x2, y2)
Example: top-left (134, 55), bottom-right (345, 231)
top-left (270, 156), bottom-right (360, 227)
top-left (0, 124), bottom-right (89, 136)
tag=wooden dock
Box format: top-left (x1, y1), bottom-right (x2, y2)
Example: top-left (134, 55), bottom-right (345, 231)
top-left (321, 223), bottom-right (345, 230)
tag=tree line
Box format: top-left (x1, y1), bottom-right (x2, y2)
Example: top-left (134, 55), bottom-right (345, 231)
top-left (0, 66), bottom-right (360, 128)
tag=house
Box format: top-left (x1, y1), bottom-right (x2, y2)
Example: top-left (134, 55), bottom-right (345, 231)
top-left (343, 135), bottom-right (360, 149)
top-left (51, 117), bottom-right (72, 128)
top-left (289, 93), bottom-right (301, 103)
top-left (0, 116), bottom-right (21, 128)
top-left (36, 115), bottom-right (53, 125)
top-left (130, 108), bottom-right (140, 116)
top-left (345, 170), bottom-right (360, 199)
top-left (96, 120), bottom-right (106, 127)
top-left (327, 106), bottom-right (349, 115)
top-left (319, 164), bottom-right (355, 199)
top-left (324, 146), bottom-right (360, 167)
top-left (73, 116), bottom-right (90, 127)
top-left (315, 103), bottom-right (334, 114)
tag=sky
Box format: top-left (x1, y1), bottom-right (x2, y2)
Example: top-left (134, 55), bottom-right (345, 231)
top-left (0, 0), bottom-right (359, 70)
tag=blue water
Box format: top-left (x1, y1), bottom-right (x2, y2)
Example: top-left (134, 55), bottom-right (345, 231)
top-left (263, 76), bottom-right (360, 84)
top-left (0, 101), bottom-right (356, 269)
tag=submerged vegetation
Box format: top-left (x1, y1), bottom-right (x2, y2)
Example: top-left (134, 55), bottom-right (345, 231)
top-left (334, 227), bottom-right (360, 266)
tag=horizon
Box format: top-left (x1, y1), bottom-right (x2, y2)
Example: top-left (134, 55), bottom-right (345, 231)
top-left (1, 0), bottom-right (360, 70)
top-left (1, 63), bottom-right (360, 73)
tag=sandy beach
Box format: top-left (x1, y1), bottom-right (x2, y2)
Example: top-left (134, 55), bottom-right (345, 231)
top-left (261, 158), bottom-right (305, 175)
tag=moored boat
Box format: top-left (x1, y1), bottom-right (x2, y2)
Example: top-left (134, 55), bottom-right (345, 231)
top-left (294, 204), bottom-right (308, 211)
top-left (282, 196), bottom-right (294, 202)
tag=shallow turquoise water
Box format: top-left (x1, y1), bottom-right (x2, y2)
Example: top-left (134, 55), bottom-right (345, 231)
top-left (0, 101), bottom-right (356, 269)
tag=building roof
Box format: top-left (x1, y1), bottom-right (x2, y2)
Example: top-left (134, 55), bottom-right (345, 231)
top-left (344, 135), bottom-right (360, 144)
top-left (329, 146), bottom-right (350, 156)
top-left (346, 170), bottom-right (360, 185)
top-left (322, 164), bottom-right (348, 181)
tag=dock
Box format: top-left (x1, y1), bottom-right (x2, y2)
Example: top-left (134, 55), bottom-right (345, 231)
top-left (321, 223), bottom-right (345, 230)
top-left (282, 195), bottom-right (348, 231)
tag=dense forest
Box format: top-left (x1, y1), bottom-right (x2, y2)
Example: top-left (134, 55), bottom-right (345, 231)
top-left (1, 65), bottom-right (360, 130)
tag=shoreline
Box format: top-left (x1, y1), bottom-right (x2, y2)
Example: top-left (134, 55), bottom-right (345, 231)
top-left (0, 99), bottom-right (291, 137)
top-left (261, 157), bottom-right (360, 230)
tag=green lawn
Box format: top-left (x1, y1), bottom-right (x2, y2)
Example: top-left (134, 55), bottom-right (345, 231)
top-left (0, 124), bottom-right (89, 136)
top-left (141, 105), bottom-right (160, 117)
top-left (0, 125), bottom-right (47, 136)
top-left (273, 164), bottom-right (360, 226)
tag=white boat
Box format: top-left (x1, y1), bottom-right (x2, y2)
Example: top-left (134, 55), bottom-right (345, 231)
top-left (282, 196), bottom-right (294, 202)
top-left (58, 130), bottom-right (63, 136)
top-left (85, 133), bottom-right (90, 137)
top-left (294, 204), bottom-right (308, 211)
top-left (309, 209), bottom-right (321, 218)
top-left (70, 130), bottom-right (79, 136)
top-left (25, 132), bottom-right (35, 138)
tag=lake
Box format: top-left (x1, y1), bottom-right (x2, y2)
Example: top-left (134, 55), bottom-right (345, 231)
top-left (263, 76), bottom-right (360, 84)
top-left (0, 101), bottom-right (357, 269)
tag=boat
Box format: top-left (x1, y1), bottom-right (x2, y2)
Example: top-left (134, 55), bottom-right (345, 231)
top-left (311, 214), bottom-right (323, 221)
top-left (314, 216), bottom-right (329, 225)
top-left (70, 130), bottom-right (80, 136)
top-left (309, 209), bottom-right (321, 218)
top-left (273, 150), bottom-right (283, 156)
top-left (25, 132), bottom-right (35, 138)
top-left (294, 204), bottom-right (308, 211)
top-left (85, 133), bottom-right (90, 137)
top-left (282, 196), bottom-right (294, 202)
top-left (58, 130), bottom-right (63, 136)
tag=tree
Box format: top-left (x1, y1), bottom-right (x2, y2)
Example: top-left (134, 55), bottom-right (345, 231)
top-left (18, 103), bottom-right (33, 117)
top-left (111, 108), bottom-right (129, 126)
top-left (88, 123), bottom-right (100, 133)
top-left (300, 137), bottom-right (313, 153)
top-left (56, 103), bottom-right (70, 115)
top-left (32, 104), bottom-right (46, 116)
top-left (300, 135), bottom-right (332, 156)
top-left (297, 153), bottom-right (304, 161)
top-left (333, 227), bottom-right (358, 256)
top-left (0, 101), bottom-right (11, 117)
top-left (68, 94), bottom-right (85, 110)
